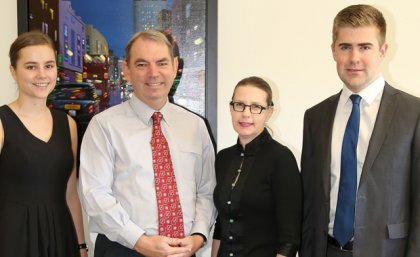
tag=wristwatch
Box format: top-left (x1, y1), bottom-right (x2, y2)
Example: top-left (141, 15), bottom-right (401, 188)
top-left (78, 243), bottom-right (89, 252)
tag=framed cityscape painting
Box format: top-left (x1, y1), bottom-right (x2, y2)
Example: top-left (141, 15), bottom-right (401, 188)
top-left (17, 0), bottom-right (217, 139)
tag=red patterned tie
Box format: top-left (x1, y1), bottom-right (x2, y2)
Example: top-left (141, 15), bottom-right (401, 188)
top-left (151, 112), bottom-right (185, 238)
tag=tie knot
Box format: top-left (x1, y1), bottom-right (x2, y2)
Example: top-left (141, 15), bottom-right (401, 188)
top-left (350, 94), bottom-right (361, 105)
top-left (152, 112), bottom-right (163, 124)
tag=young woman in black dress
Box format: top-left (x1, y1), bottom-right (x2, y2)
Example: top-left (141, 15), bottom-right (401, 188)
top-left (0, 31), bottom-right (88, 257)
top-left (211, 76), bottom-right (302, 257)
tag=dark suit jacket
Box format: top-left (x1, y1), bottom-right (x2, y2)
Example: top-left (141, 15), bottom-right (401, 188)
top-left (300, 83), bottom-right (420, 257)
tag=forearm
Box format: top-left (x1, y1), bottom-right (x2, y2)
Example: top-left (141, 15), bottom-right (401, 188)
top-left (67, 192), bottom-right (86, 243)
top-left (188, 234), bottom-right (206, 254)
top-left (67, 192), bottom-right (88, 257)
top-left (66, 167), bottom-right (86, 245)
top-left (210, 239), bottom-right (220, 257)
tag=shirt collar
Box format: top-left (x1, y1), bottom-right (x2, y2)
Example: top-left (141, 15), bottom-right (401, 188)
top-left (235, 128), bottom-right (272, 156)
top-left (341, 75), bottom-right (385, 105)
top-left (128, 95), bottom-right (172, 125)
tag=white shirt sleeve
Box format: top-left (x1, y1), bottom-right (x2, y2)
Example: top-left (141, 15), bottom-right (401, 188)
top-left (190, 119), bottom-right (217, 238)
top-left (78, 115), bottom-right (144, 249)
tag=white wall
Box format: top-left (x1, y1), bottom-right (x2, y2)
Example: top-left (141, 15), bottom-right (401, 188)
top-left (3, 1), bottom-right (420, 256)
top-left (217, 0), bottom-right (420, 165)
top-left (1, 0), bottom-right (17, 104)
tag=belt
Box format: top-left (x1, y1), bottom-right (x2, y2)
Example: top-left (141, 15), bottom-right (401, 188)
top-left (327, 235), bottom-right (353, 251)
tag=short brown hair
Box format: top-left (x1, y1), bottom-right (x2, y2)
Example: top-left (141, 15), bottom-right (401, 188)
top-left (124, 30), bottom-right (174, 63)
top-left (232, 76), bottom-right (274, 107)
top-left (9, 30), bottom-right (55, 68)
top-left (332, 4), bottom-right (387, 46)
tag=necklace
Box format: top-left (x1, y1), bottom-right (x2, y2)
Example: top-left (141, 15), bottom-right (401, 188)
top-left (231, 153), bottom-right (245, 189)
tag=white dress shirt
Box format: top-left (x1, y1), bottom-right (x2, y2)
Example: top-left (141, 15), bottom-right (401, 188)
top-left (79, 95), bottom-right (216, 249)
top-left (329, 76), bottom-right (385, 235)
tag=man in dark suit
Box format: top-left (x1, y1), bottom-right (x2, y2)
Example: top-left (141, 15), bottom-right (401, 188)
top-left (300, 4), bottom-right (420, 257)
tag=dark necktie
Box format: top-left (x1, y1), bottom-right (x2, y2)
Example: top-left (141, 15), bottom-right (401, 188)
top-left (151, 112), bottom-right (184, 238)
top-left (334, 94), bottom-right (362, 246)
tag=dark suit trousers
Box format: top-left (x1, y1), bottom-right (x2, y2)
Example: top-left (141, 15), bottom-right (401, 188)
top-left (95, 234), bottom-right (145, 257)
top-left (94, 234), bottom-right (196, 257)
top-left (327, 244), bottom-right (353, 257)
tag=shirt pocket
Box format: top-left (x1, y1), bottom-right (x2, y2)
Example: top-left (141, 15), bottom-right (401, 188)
top-left (174, 142), bottom-right (203, 179)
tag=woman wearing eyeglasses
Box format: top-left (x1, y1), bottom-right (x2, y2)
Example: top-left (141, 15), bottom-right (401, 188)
top-left (211, 76), bottom-right (302, 257)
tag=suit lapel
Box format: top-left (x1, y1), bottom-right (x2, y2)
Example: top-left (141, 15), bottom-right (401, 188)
top-left (360, 83), bottom-right (398, 184)
top-left (322, 93), bottom-right (341, 200)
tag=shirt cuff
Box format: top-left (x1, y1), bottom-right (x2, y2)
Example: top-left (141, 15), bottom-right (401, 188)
top-left (190, 221), bottom-right (210, 240)
top-left (117, 220), bottom-right (145, 249)
top-left (277, 242), bottom-right (298, 257)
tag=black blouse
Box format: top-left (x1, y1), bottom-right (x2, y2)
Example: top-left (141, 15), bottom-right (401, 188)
top-left (213, 128), bottom-right (302, 257)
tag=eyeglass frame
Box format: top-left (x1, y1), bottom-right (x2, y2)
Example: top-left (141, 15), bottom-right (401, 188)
top-left (229, 101), bottom-right (272, 114)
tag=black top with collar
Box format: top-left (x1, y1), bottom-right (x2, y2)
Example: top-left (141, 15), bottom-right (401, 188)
top-left (213, 128), bottom-right (302, 257)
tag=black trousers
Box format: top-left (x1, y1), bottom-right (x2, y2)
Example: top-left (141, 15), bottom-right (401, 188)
top-left (326, 244), bottom-right (353, 257)
top-left (95, 234), bottom-right (144, 257)
top-left (94, 234), bottom-right (196, 257)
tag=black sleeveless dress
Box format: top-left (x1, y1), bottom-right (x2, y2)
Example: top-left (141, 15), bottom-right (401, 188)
top-left (0, 105), bottom-right (80, 257)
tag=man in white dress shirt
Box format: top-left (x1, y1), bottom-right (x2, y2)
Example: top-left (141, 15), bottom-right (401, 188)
top-left (79, 30), bottom-right (216, 257)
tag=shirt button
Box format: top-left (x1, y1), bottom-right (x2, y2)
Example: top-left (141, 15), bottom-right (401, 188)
top-left (227, 201), bottom-right (231, 205)
top-left (229, 235), bottom-right (233, 240)
top-left (229, 219), bottom-right (234, 223)
top-left (229, 253), bottom-right (234, 256)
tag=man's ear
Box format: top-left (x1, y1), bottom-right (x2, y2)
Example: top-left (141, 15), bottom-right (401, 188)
top-left (379, 42), bottom-right (388, 59)
top-left (121, 60), bottom-right (131, 82)
top-left (173, 57), bottom-right (179, 78)
top-left (331, 43), bottom-right (338, 62)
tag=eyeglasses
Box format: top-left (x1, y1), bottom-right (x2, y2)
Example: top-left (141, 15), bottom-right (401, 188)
top-left (230, 101), bottom-right (270, 114)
